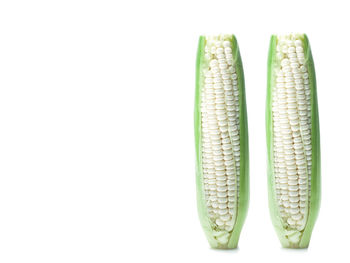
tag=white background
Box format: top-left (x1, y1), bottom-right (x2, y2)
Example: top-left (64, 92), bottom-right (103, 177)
top-left (0, 0), bottom-right (348, 262)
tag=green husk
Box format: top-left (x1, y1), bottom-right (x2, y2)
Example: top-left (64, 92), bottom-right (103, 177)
top-left (266, 34), bottom-right (321, 248)
top-left (194, 35), bottom-right (249, 249)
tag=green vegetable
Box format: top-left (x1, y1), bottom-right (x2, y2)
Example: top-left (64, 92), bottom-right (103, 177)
top-left (195, 34), bottom-right (249, 249)
top-left (266, 33), bottom-right (321, 248)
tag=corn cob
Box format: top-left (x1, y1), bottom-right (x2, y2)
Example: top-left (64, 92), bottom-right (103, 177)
top-left (266, 33), bottom-right (320, 248)
top-left (195, 34), bottom-right (249, 249)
